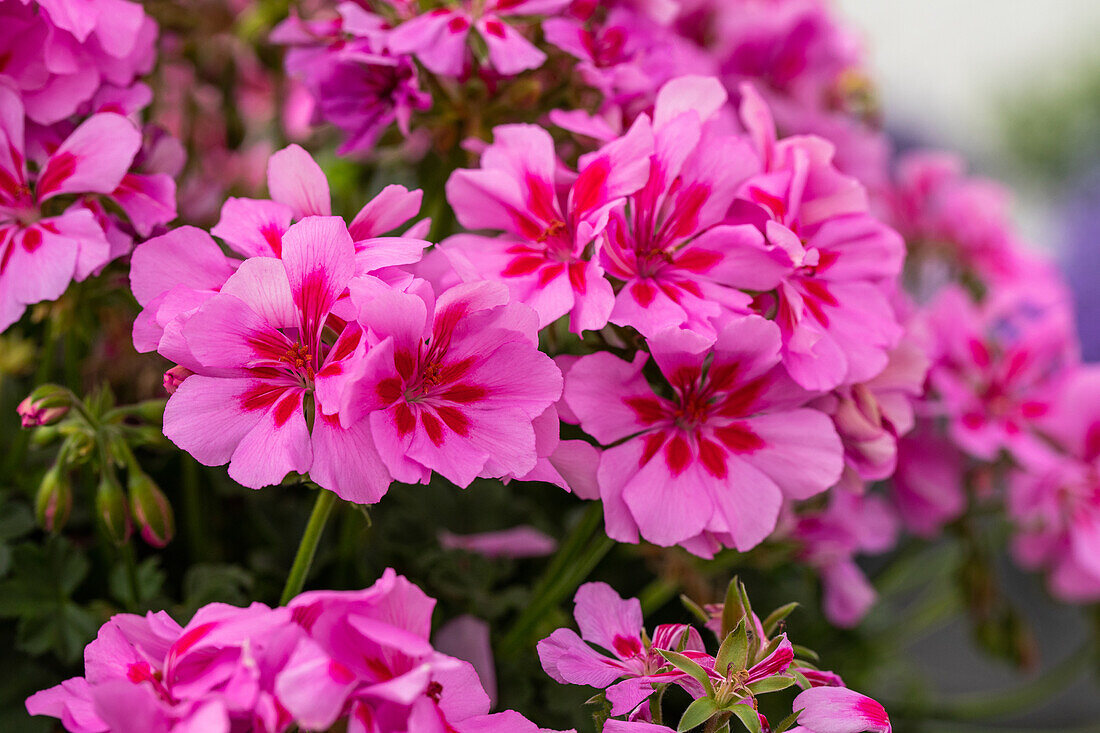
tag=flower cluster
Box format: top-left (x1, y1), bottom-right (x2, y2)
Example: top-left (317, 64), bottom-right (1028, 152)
top-left (0, 0), bottom-right (177, 332)
top-left (130, 143), bottom-right (586, 503)
top-left (539, 578), bottom-right (891, 732)
top-left (26, 569), bottom-right (571, 732)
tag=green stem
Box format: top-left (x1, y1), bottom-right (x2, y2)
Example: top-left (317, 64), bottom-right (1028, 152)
top-left (279, 489), bottom-right (337, 606)
top-left (498, 504), bottom-right (613, 657)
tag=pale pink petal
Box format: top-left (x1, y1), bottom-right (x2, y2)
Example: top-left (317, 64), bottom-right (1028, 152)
top-left (163, 377), bottom-right (266, 468)
top-left (791, 686), bottom-right (891, 733)
top-left (706, 455), bottom-right (783, 551)
top-left (439, 526), bottom-right (556, 558)
top-left (219, 257), bottom-right (297, 330)
top-left (228, 387), bottom-right (312, 489)
top-left (820, 560), bottom-right (876, 628)
top-left (536, 628), bottom-right (629, 688)
top-left (37, 113), bottom-right (141, 201)
top-left (477, 16), bottom-right (546, 76)
top-left (741, 410), bottom-right (843, 500)
top-left (110, 173), bottom-right (177, 237)
top-left (434, 615), bottom-right (497, 705)
top-left (267, 144), bottom-right (332, 218)
top-left (564, 352), bottom-right (657, 444)
top-left (25, 678), bottom-right (106, 733)
top-left (349, 185), bottom-right (424, 239)
top-left (129, 226), bottom-right (236, 307)
top-left (573, 582), bottom-right (643, 652)
top-left (309, 412), bottom-right (392, 504)
top-left (211, 197), bottom-right (293, 258)
top-left (281, 216), bottom-right (356, 339)
top-left (388, 10), bottom-right (471, 77)
top-left (276, 638), bottom-right (357, 731)
top-left (653, 75), bottom-right (727, 130)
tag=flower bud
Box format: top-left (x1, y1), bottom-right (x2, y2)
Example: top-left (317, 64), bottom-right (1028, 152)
top-left (17, 385), bottom-right (71, 427)
top-left (128, 470), bottom-right (174, 548)
top-left (35, 464), bottom-right (72, 532)
top-left (832, 384), bottom-right (883, 442)
top-left (163, 366), bottom-right (193, 395)
top-left (96, 473), bottom-right (132, 545)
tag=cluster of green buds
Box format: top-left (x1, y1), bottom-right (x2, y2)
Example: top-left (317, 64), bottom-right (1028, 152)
top-left (19, 384), bottom-right (174, 547)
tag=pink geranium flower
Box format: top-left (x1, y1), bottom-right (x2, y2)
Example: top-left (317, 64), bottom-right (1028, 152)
top-left (564, 316), bottom-right (843, 554)
top-left (278, 568), bottom-right (567, 733)
top-left (1, 87), bottom-right (149, 331)
top-left (26, 603), bottom-right (299, 733)
top-left (599, 76), bottom-right (764, 340)
top-left (538, 582), bottom-right (706, 716)
top-left (725, 84), bottom-right (904, 391)
top-left (920, 282), bottom-right (1077, 465)
top-left (162, 217), bottom-right (393, 502)
top-left (444, 119), bottom-right (653, 334)
top-left (1008, 366), bottom-right (1100, 602)
top-left (387, 0), bottom-right (571, 77)
top-left (334, 278), bottom-right (563, 487)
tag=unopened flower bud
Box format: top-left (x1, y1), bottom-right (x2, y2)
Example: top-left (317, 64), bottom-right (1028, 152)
top-left (832, 384), bottom-right (883, 442)
top-left (163, 366), bottom-right (193, 395)
top-left (96, 473), bottom-right (132, 545)
top-left (128, 470), bottom-right (174, 548)
top-left (17, 385), bottom-right (71, 427)
top-left (35, 464), bottom-right (72, 532)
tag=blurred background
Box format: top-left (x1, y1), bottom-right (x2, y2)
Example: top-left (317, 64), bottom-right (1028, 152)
top-left (837, 3), bottom-right (1100, 729)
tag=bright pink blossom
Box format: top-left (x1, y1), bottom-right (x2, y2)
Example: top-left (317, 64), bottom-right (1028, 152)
top-left (1, 87), bottom-right (164, 332)
top-left (598, 76), bottom-right (763, 340)
top-left (161, 217), bottom-right (392, 502)
top-left (439, 525), bottom-right (557, 558)
top-left (26, 603), bottom-right (299, 733)
top-left (279, 568), bottom-right (567, 733)
top-left (724, 85), bottom-right (904, 391)
top-left (387, 0), bottom-right (570, 77)
top-left (564, 316), bottom-right (843, 554)
top-left (537, 582), bottom-right (705, 716)
top-left (0, 0), bottom-right (156, 127)
top-left (444, 119), bottom-right (653, 334)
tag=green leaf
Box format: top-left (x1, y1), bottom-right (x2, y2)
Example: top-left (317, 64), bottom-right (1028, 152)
top-left (721, 576), bottom-right (744, 638)
top-left (182, 563), bottom-right (255, 614)
top-left (0, 537), bottom-right (95, 663)
top-left (790, 669), bottom-right (812, 690)
top-left (715, 618), bottom-right (749, 675)
top-left (761, 602), bottom-right (798, 636)
top-left (680, 593), bottom-right (710, 625)
top-left (728, 703), bottom-right (763, 733)
top-left (791, 644), bottom-right (819, 662)
top-left (109, 557), bottom-right (166, 610)
top-left (678, 697), bottom-right (718, 732)
top-left (658, 649), bottom-right (714, 697)
top-left (746, 675), bottom-right (796, 695)
top-left (773, 708), bottom-right (804, 733)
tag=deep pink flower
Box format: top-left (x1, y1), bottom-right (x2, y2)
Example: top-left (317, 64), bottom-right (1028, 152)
top-left (387, 0), bottom-right (571, 77)
top-left (26, 603), bottom-right (299, 733)
top-left (790, 686), bottom-right (891, 733)
top-left (1008, 366), bottom-right (1100, 601)
top-left (278, 568), bottom-right (567, 733)
top-left (564, 316), bottom-right (843, 554)
top-left (537, 582), bottom-right (705, 716)
top-left (161, 217), bottom-right (392, 502)
top-left (1, 87), bottom-right (149, 331)
top-left (335, 279), bottom-right (563, 487)
top-left (274, 5), bottom-right (431, 155)
top-left (444, 119), bottom-right (653, 334)
top-left (0, 0), bottom-right (156, 127)
top-left (725, 85), bottom-right (904, 391)
top-left (598, 76), bottom-right (764, 340)
top-left (920, 283), bottom-right (1077, 465)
